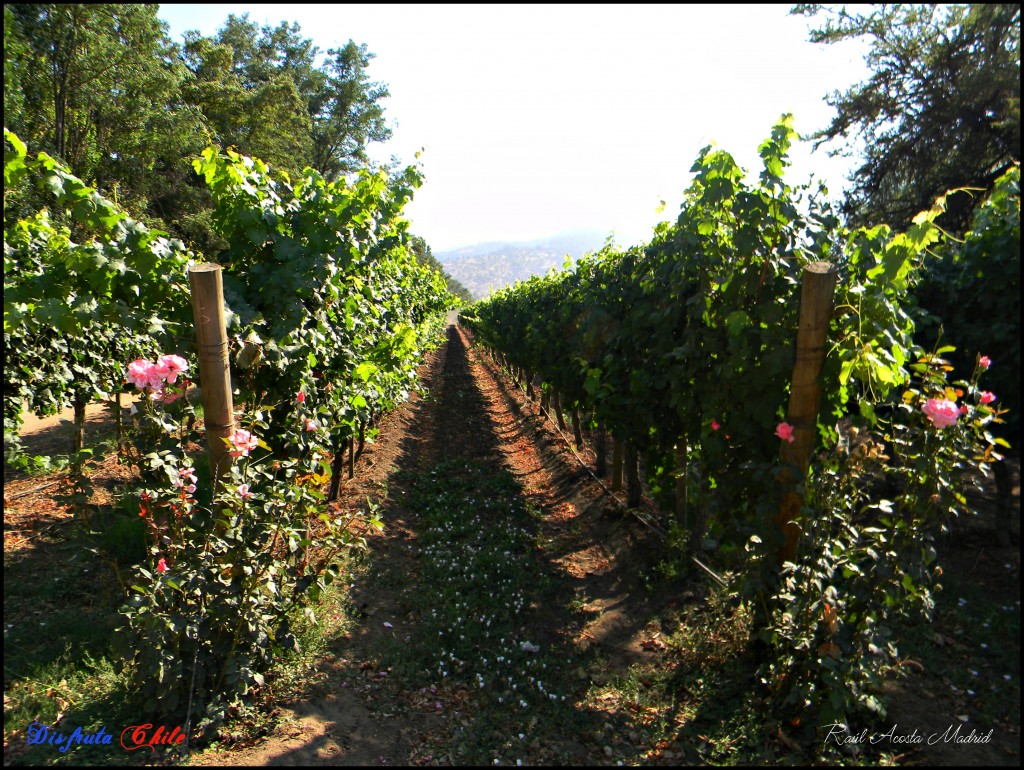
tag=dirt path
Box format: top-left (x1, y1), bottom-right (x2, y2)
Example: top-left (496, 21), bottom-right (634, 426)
top-left (187, 323), bottom-right (668, 766)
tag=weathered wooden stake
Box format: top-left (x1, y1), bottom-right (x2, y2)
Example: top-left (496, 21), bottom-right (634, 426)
top-left (189, 264), bottom-right (235, 495)
top-left (347, 435), bottom-right (355, 479)
top-left (775, 261), bottom-right (839, 564)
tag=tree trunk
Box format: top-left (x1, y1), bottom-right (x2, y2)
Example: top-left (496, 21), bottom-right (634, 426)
top-left (625, 442), bottom-right (641, 507)
top-left (328, 436), bottom-right (345, 502)
top-left (71, 397), bottom-right (87, 473)
top-left (595, 422), bottom-right (607, 478)
top-left (111, 393), bottom-right (123, 451)
top-left (675, 439), bottom-right (688, 529)
top-left (551, 388), bottom-right (567, 431)
top-left (356, 421), bottom-right (366, 461)
top-left (611, 436), bottom-right (623, 491)
top-left (571, 408), bottom-right (583, 448)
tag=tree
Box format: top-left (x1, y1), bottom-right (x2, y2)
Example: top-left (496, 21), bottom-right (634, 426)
top-left (179, 15), bottom-right (392, 183)
top-left (795, 4), bottom-right (1020, 233)
top-left (3, 4), bottom-right (208, 223)
top-left (310, 42), bottom-right (392, 179)
top-left (180, 15), bottom-right (315, 179)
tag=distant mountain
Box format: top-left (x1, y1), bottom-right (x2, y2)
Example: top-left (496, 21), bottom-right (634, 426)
top-left (437, 230), bottom-right (607, 300)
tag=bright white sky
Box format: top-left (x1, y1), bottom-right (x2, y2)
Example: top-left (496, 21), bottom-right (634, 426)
top-left (157, 3), bottom-right (871, 251)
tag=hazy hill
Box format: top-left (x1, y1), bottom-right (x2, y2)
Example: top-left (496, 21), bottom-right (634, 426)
top-left (437, 231), bottom-right (607, 300)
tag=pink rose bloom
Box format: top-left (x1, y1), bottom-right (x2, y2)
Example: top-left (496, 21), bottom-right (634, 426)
top-left (127, 359), bottom-right (155, 390)
top-left (161, 388), bottom-right (182, 404)
top-left (775, 422), bottom-right (796, 443)
top-left (157, 558), bottom-right (168, 573)
top-left (959, 404), bottom-right (970, 415)
top-left (711, 420), bottom-right (721, 431)
top-left (228, 429), bottom-right (259, 458)
top-left (238, 483), bottom-right (253, 500)
top-left (157, 354), bottom-right (188, 383)
top-left (979, 391), bottom-right (997, 405)
top-left (173, 467), bottom-right (196, 494)
top-left (296, 391), bottom-right (306, 403)
top-left (304, 418), bottom-right (318, 432)
top-left (921, 398), bottom-right (959, 428)
top-left (978, 356), bottom-right (991, 370)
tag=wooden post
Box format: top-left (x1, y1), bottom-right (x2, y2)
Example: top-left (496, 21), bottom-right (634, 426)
top-left (775, 261), bottom-right (839, 564)
top-left (189, 264), bottom-right (235, 495)
top-left (611, 436), bottom-right (623, 491)
top-left (347, 435), bottom-right (355, 479)
top-left (525, 371), bottom-right (534, 401)
top-left (571, 408), bottom-right (583, 448)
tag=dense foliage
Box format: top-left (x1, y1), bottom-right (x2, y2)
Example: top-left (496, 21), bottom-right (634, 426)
top-left (5, 128), bottom-right (456, 721)
top-left (466, 117), bottom-right (1010, 730)
top-left (3, 5), bottom-right (453, 271)
top-left (794, 3), bottom-right (1020, 234)
top-left (4, 128), bottom-right (192, 466)
top-left (794, 3), bottom-right (1021, 436)
top-left (114, 145), bottom-right (454, 719)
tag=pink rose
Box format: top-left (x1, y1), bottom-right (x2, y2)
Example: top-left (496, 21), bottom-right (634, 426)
top-left (157, 558), bottom-right (168, 573)
top-left (304, 418), bottom-right (318, 432)
top-left (711, 420), bottom-right (721, 431)
top-left (959, 404), bottom-right (970, 415)
top-left (228, 429), bottom-right (259, 458)
top-left (238, 483), bottom-right (253, 500)
top-left (775, 422), bottom-right (795, 443)
top-left (296, 391), bottom-right (306, 403)
top-left (979, 391), bottom-right (997, 405)
top-left (978, 356), bottom-right (991, 370)
top-left (127, 359), bottom-right (155, 390)
top-left (157, 354), bottom-right (188, 384)
top-left (921, 398), bottom-right (959, 428)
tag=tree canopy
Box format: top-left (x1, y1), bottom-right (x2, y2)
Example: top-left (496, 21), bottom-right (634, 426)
top-left (4, 5), bottom-right (408, 259)
top-left (795, 3), bottom-right (1020, 233)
